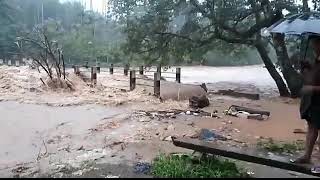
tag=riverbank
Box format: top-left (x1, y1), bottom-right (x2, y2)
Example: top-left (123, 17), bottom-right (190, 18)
top-left (0, 65), bottom-right (316, 178)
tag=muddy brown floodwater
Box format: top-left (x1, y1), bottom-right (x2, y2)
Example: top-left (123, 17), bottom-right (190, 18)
top-left (0, 65), bottom-right (318, 178)
top-left (0, 101), bottom-right (125, 170)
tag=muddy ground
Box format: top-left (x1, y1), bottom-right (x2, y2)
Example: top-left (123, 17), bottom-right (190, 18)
top-left (0, 65), bottom-right (317, 178)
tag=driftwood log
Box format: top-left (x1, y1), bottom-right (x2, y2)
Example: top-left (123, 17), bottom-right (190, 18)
top-left (211, 89), bottom-right (260, 100)
top-left (229, 105), bottom-right (270, 117)
top-left (172, 137), bottom-right (318, 177)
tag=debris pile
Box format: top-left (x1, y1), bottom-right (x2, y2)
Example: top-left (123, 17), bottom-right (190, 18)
top-left (189, 95), bottom-right (210, 109)
top-left (133, 109), bottom-right (220, 121)
top-left (224, 105), bottom-right (270, 121)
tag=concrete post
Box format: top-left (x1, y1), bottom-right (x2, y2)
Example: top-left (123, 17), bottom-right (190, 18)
top-left (130, 70), bottom-right (136, 91)
top-left (110, 64), bottom-right (114, 74)
top-left (124, 64), bottom-right (129, 76)
top-left (176, 67), bottom-right (181, 83)
top-left (139, 66), bottom-right (144, 75)
top-left (91, 66), bottom-right (97, 85)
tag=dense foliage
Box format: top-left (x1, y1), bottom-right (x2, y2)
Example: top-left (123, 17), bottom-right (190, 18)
top-left (0, 0), bottom-right (124, 65)
top-left (1, 0), bottom-right (320, 96)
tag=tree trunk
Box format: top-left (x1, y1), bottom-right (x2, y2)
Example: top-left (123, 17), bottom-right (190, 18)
top-left (272, 33), bottom-right (303, 98)
top-left (303, 0), bottom-right (310, 12)
top-left (255, 41), bottom-right (291, 97)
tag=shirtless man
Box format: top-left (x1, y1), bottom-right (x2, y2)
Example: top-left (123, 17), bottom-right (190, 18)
top-left (295, 36), bottom-right (320, 164)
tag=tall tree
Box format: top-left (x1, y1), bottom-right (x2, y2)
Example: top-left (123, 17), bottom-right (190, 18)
top-left (110, 0), bottom-right (301, 96)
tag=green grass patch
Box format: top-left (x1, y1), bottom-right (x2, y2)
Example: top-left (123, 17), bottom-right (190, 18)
top-left (151, 154), bottom-right (248, 178)
top-left (257, 138), bottom-right (304, 154)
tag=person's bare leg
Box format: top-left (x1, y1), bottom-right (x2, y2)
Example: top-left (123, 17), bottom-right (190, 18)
top-left (295, 123), bottom-right (318, 163)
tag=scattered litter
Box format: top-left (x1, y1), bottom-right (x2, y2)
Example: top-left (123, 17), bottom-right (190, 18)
top-left (247, 171), bottom-right (255, 175)
top-left (106, 175), bottom-right (120, 178)
top-left (199, 129), bottom-right (227, 141)
top-left (134, 109), bottom-right (219, 120)
top-left (162, 136), bottom-right (173, 142)
top-left (134, 162), bottom-right (151, 174)
top-left (225, 105), bottom-right (270, 121)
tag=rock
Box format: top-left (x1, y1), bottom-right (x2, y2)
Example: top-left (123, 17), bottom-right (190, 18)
top-left (189, 95), bottom-right (210, 109)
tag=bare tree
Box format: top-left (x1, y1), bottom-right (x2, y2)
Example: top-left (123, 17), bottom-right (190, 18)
top-left (20, 28), bottom-right (73, 90)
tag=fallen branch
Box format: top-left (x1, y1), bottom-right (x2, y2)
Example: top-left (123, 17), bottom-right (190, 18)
top-left (40, 78), bottom-right (46, 86)
top-left (36, 140), bottom-right (48, 161)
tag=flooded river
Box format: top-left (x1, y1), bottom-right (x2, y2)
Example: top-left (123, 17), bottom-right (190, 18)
top-left (0, 101), bottom-right (124, 169)
top-left (143, 65), bottom-right (280, 97)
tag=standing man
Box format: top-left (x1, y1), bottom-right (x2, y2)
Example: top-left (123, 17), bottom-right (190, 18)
top-left (294, 36), bottom-right (320, 164)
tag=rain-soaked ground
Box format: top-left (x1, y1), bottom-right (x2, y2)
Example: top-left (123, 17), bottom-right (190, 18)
top-left (0, 100), bottom-right (317, 178)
